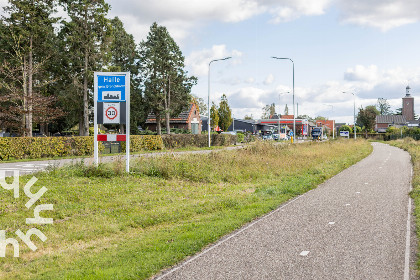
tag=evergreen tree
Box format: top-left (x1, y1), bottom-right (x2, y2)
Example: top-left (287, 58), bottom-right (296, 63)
top-left (109, 17), bottom-right (144, 134)
top-left (60, 0), bottom-right (111, 136)
top-left (139, 22), bottom-right (196, 135)
top-left (218, 94), bottom-right (232, 131)
top-left (0, 0), bottom-right (62, 135)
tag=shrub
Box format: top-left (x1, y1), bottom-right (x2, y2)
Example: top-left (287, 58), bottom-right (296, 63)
top-left (161, 134), bottom-right (236, 149)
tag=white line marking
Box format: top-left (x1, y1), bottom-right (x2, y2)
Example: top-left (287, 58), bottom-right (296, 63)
top-left (153, 192), bottom-right (310, 279)
top-left (404, 166), bottom-right (413, 280)
top-left (300, 251), bottom-right (310, 256)
top-left (345, 204), bottom-right (350, 206)
top-left (328, 222), bottom-right (335, 225)
top-left (356, 192), bottom-right (361, 194)
top-left (364, 182), bottom-right (368, 185)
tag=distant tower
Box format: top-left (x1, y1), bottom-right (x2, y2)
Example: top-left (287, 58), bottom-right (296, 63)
top-left (402, 85), bottom-right (414, 121)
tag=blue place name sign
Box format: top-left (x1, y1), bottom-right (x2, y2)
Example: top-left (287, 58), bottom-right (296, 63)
top-left (97, 75), bottom-right (126, 102)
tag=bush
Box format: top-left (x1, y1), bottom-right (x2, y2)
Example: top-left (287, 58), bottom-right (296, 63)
top-left (121, 135), bottom-right (164, 152)
top-left (161, 134), bottom-right (236, 149)
top-left (236, 132), bottom-right (245, 143)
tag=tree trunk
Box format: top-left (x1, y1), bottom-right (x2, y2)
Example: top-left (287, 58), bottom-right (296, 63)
top-left (22, 57), bottom-right (27, 137)
top-left (79, 114), bottom-right (83, 136)
top-left (156, 113), bottom-right (161, 135)
top-left (165, 76), bottom-right (171, 134)
top-left (27, 37), bottom-right (33, 137)
top-left (83, 49), bottom-right (89, 136)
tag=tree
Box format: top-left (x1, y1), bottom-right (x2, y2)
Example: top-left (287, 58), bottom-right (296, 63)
top-left (339, 125), bottom-right (352, 133)
top-left (284, 104), bottom-right (289, 115)
top-left (60, 0), bottom-right (111, 136)
top-left (297, 114), bottom-right (314, 122)
top-left (394, 107), bottom-right (402, 115)
top-left (109, 17), bottom-right (144, 134)
top-left (315, 116), bottom-right (327, 121)
top-left (191, 95), bottom-right (207, 116)
top-left (0, 0), bottom-right (61, 136)
top-left (261, 103), bottom-right (276, 119)
top-left (376, 98), bottom-right (392, 115)
top-left (244, 114), bottom-right (253, 120)
top-left (210, 102), bottom-right (219, 130)
top-left (139, 22), bottom-right (196, 135)
top-left (357, 106), bottom-right (378, 136)
top-left (218, 94), bottom-right (232, 131)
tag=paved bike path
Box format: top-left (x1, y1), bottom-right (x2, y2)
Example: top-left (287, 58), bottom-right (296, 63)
top-left (154, 142), bottom-right (416, 280)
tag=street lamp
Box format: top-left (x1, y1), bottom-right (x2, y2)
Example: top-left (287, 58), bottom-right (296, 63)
top-left (272, 57), bottom-right (295, 139)
top-left (208, 57), bottom-right (232, 147)
top-left (343, 91), bottom-right (356, 139)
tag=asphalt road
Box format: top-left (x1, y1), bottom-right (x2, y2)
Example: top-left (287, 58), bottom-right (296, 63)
top-left (154, 142), bottom-right (416, 280)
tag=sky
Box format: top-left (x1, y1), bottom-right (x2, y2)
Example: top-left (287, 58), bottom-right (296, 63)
top-left (2, 0), bottom-right (420, 124)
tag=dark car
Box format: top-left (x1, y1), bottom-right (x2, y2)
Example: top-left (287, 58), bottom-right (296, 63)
top-left (311, 127), bottom-right (322, 140)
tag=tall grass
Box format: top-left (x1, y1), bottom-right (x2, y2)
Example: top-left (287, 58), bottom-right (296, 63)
top-left (388, 138), bottom-right (420, 275)
top-left (0, 139), bottom-right (372, 280)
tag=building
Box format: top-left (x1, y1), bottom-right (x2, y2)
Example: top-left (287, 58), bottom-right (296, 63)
top-left (375, 85), bottom-right (418, 132)
top-left (145, 103), bottom-right (202, 134)
top-left (375, 115), bottom-right (407, 133)
top-left (402, 86), bottom-right (415, 121)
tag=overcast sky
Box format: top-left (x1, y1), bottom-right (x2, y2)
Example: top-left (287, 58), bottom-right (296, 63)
top-left (2, 0), bottom-right (420, 124)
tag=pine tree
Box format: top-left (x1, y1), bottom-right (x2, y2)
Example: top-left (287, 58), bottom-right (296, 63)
top-left (139, 22), bottom-right (196, 135)
top-left (0, 0), bottom-right (61, 135)
top-left (60, 0), bottom-right (111, 136)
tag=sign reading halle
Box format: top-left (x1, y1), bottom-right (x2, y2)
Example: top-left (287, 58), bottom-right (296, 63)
top-left (97, 75), bottom-right (126, 102)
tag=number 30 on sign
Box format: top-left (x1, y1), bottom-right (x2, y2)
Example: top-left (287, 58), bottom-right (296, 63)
top-left (103, 103), bottom-right (120, 124)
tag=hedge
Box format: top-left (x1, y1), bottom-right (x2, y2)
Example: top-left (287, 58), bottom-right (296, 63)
top-left (161, 134), bottom-right (236, 149)
top-left (0, 135), bottom-right (164, 161)
top-left (0, 134), bottom-right (235, 161)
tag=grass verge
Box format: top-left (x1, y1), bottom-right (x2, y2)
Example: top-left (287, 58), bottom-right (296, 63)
top-left (0, 139), bottom-right (372, 279)
top-left (388, 138), bottom-right (420, 275)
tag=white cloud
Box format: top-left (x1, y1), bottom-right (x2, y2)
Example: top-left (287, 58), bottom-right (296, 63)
top-left (264, 74), bottom-right (275, 85)
top-left (337, 0), bottom-right (420, 31)
top-left (185, 45), bottom-right (243, 77)
top-left (344, 65), bottom-right (380, 82)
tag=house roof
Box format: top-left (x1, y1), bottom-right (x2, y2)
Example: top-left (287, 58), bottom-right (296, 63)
top-left (146, 104), bottom-right (197, 124)
top-left (376, 115), bottom-right (407, 124)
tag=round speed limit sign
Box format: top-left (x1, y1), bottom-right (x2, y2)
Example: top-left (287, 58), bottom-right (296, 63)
top-left (105, 106), bottom-right (118, 120)
top-left (103, 103), bottom-right (120, 124)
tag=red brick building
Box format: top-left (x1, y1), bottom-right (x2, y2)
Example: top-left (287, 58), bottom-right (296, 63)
top-left (145, 103), bottom-right (202, 134)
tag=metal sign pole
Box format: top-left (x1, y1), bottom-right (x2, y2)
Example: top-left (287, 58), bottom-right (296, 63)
top-left (94, 72), bottom-right (130, 172)
top-left (125, 72), bottom-right (130, 173)
top-left (94, 73), bottom-right (99, 166)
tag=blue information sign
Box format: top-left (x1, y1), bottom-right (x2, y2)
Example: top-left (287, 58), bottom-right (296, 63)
top-left (97, 75), bottom-right (126, 102)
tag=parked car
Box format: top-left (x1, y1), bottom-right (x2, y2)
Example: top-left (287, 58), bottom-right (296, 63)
top-left (311, 127), bottom-right (322, 140)
top-left (272, 133), bottom-right (279, 140)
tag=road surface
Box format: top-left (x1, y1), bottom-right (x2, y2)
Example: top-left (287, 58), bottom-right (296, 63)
top-left (154, 142), bottom-right (416, 280)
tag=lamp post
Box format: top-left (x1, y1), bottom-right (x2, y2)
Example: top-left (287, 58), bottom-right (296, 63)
top-left (343, 91), bottom-right (356, 139)
top-left (272, 57), bottom-right (295, 139)
top-left (208, 57), bottom-right (231, 147)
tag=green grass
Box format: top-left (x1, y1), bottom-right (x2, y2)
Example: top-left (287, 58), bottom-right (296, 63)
top-left (388, 138), bottom-right (420, 276)
top-left (0, 145), bottom-right (231, 163)
top-left (0, 139), bottom-right (372, 279)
